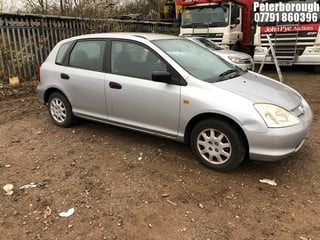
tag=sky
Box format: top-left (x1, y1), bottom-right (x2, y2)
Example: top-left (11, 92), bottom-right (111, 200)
top-left (1, 0), bottom-right (24, 12)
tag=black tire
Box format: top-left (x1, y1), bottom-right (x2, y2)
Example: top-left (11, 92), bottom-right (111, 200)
top-left (190, 118), bottom-right (246, 171)
top-left (48, 92), bottom-right (74, 128)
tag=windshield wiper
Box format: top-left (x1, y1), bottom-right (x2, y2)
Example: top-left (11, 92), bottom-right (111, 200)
top-left (182, 22), bottom-right (209, 28)
top-left (215, 69), bottom-right (242, 82)
top-left (181, 23), bottom-right (193, 27)
top-left (208, 22), bottom-right (221, 27)
top-left (218, 69), bottom-right (238, 78)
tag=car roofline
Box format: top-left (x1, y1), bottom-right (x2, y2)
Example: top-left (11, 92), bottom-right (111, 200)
top-left (60, 32), bottom-right (181, 43)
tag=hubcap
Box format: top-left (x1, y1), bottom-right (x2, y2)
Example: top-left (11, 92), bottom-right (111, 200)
top-left (197, 128), bottom-right (232, 165)
top-left (50, 98), bottom-right (67, 123)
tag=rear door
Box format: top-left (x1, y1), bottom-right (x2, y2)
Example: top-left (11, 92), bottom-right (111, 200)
top-left (60, 40), bottom-right (108, 119)
top-left (105, 40), bottom-right (181, 137)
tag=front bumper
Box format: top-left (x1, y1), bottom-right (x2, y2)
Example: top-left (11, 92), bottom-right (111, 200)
top-left (254, 55), bottom-right (320, 65)
top-left (246, 101), bottom-right (313, 161)
top-left (254, 47), bottom-right (320, 65)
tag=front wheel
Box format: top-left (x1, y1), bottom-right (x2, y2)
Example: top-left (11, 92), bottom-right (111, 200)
top-left (190, 119), bottom-right (246, 171)
top-left (48, 92), bottom-right (74, 128)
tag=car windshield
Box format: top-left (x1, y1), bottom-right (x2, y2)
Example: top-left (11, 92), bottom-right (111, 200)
top-left (181, 5), bottom-right (229, 28)
top-left (194, 38), bottom-right (224, 51)
top-left (153, 39), bottom-right (242, 82)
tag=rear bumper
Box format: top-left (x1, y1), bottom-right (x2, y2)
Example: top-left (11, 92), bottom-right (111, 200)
top-left (36, 84), bottom-right (46, 104)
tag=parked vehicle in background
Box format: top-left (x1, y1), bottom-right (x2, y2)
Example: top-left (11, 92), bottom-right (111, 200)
top-left (37, 33), bottom-right (312, 171)
top-left (187, 37), bottom-right (254, 70)
top-left (175, 0), bottom-right (320, 69)
top-left (254, 0), bottom-right (320, 70)
top-left (176, 0), bottom-right (254, 53)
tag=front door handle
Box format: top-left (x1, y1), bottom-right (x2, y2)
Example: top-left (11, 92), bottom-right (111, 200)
top-left (61, 73), bottom-right (70, 80)
top-left (109, 81), bottom-right (122, 89)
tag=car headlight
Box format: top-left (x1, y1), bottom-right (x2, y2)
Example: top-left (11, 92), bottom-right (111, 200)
top-left (254, 104), bottom-right (300, 128)
top-left (228, 56), bottom-right (245, 64)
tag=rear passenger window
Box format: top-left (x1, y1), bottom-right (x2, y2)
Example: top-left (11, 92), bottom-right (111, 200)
top-left (69, 40), bottom-right (106, 72)
top-left (56, 42), bottom-right (72, 65)
top-left (111, 41), bottom-right (167, 80)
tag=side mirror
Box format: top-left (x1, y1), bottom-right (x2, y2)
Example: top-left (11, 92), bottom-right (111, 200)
top-left (232, 19), bottom-right (240, 25)
top-left (230, 19), bottom-right (240, 29)
top-left (152, 71), bottom-right (171, 83)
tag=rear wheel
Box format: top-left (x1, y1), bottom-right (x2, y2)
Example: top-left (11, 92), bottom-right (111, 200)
top-left (190, 119), bottom-right (246, 171)
top-left (48, 92), bottom-right (74, 128)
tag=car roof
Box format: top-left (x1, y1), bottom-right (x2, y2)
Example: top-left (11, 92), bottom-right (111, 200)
top-left (65, 32), bottom-right (181, 42)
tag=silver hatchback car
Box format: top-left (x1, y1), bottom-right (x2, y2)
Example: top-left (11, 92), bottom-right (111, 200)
top-left (37, 33), bottom-right (313, 171)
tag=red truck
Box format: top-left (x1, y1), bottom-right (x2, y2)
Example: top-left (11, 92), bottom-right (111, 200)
top-left (176, 0), bottom-right (320, 69)
top-left (253, 1), bottom-right (320, 69)
top-left (176, 0), bottom-right (254, 53)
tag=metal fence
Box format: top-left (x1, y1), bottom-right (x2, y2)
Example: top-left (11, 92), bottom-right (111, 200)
top-left (0, 13), bottom-right (178, 83)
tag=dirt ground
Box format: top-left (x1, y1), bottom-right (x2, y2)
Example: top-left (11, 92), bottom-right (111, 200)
top-left (0, 67), bottom-right (319, 240)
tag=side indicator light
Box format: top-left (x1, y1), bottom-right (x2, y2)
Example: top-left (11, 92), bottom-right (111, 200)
top-left (183, 100), bottom-right (190, 105)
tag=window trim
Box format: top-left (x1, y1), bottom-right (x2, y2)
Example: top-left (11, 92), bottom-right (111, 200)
top-left (108, 38), bottom-right (187, 86)
top-left (55, 41), bottom-right (74, 66)
top-left (62, 38), bottom-right (108, 72)
top-left (54, 37), bottom-right (187, 86)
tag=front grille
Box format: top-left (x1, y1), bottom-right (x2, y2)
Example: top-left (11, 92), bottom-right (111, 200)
top-left (183, 33), bottom-right (223, 44)
top-left (291, 103), bottom-right (305, 118)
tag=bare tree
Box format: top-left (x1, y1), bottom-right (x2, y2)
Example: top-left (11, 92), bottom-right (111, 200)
top-left (117, 0), bottom-right (167, 20)
top-left (22, 0), bottom-right (167, 20)
top-left (51, 0), bottom-right (117, 18)
top-left (24, 0), bottom-right (48, 14)
top-left (0, 0), bottom-right (4, 12)
top-left (0, 0), bottom-right (20, 12)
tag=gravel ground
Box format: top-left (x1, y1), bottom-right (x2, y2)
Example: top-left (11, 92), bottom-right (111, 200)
top-left (0, 67), bottom-right (319, 239)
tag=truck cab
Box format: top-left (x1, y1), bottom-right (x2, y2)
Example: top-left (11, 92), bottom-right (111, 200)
top-left (253, 0), bottom-right (320, 68)
top-left (177, 0), bottom-right (253, 51)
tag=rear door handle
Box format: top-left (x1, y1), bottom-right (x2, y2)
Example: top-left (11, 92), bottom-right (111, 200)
top-left (109, 81), bottom-right (122, 89)
top-left (61, 73), bottom-right (70, 80)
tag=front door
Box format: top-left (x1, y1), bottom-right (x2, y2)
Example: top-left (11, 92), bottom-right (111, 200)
top-left (105, 40), bottom-right (181, 137)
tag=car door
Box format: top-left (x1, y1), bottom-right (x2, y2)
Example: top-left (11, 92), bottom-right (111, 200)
top-left (105, 40), bottom-right (181, 137)
top-left (61, 40), bottom-right (108, 119)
